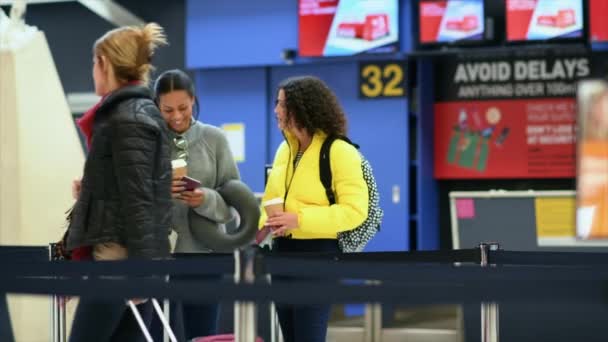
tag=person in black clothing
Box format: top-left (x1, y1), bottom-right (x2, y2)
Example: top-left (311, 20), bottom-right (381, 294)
top-left (67, 23), bottom-right (171, 342)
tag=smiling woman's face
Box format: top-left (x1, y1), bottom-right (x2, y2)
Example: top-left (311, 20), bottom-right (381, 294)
top-left (158, 90), bottom-right (195, 133)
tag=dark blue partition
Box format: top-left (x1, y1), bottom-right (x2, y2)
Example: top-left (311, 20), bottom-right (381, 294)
top-left (416, 59), bottom-right (439, 250)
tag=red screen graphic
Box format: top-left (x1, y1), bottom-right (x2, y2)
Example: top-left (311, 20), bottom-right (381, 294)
top-left (419, 1), bottom-right (447, 43)
top-left (299, 0), bottom-right (339, 57)
top-left (506, 0), bottom-right (537, 41)
top-left (590, 0), bottom-right (608, 42)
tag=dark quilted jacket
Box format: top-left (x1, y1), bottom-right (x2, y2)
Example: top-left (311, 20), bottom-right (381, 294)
top-left (67, 85), bottom-right (172, 259)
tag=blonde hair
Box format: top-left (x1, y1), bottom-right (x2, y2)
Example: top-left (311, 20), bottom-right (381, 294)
top-left (94, 22), bottom-right (168, 85)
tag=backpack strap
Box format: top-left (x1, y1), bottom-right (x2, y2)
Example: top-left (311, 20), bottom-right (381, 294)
top-left (320, 136), bottom-right (337, 205)
top-left (320, 135), bottom-right (359, 205)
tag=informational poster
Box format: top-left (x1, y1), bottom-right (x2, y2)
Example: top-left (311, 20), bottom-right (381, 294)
top-left (434, 55), bottom-right (591, 179)
top-left (419, 0), bottom-right (485, 44)
top-left (576, 81), bottom-right (608, 240)
top-left (535, 197), bottom-right (576, 240)
top-left (506, 0), bottom-right (583, 41)
top-left (222, 123), bottom-right (245, 163)
top-left (298, 0), bottom-right (399, 57)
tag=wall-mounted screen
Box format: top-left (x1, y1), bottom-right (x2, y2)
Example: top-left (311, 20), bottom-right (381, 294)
top-left (506, 0), bottom-right (583, 42)
top-left (419, 0), bottom-right (485, 44)
top-left (590, 0), bottom-right (608, 43)
top-left (298, 0), bottom-right (399, 57)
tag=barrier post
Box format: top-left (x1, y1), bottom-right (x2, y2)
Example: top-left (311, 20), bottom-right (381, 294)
top-left (49, 243), bottom-right (67, 342)
top-left (163, 276), bottom-right (171, 342)
top-left (363, 280), bottom-right (382, 342)
top-left (479, 242), bottom-right (500, 342)
top-left (234, 246), bottom-right (258, 341)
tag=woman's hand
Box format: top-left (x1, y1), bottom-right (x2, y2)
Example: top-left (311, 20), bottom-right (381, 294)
top-left (172, 175), bottom-right (186, 198)
top-left (72, 178), bottom-right (82, 200)
top-left (266, 212), bottom-right (299, 237)
top-left (178, 188), bottom-right (204, 207)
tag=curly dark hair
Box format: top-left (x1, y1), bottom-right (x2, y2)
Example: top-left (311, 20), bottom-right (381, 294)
top-left (278, 76), bottom-right (347, 137)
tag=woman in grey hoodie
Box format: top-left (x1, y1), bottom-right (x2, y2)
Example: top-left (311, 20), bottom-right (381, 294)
top-left (153, 69), bottom-right (240, 340)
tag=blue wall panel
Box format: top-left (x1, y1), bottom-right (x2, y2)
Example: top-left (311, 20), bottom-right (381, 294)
top-left (195, 68), bottom-right (269, 193)
top-left (186, 0), bottom-right (297, 69)
top-left (269, 63), bottom-right (409, 251)
top-left (186, 0), bottom-right (413, 69)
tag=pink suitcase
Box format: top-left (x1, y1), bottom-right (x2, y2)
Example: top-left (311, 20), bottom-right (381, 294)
top-left (193, 334), bottom-right (263, 342)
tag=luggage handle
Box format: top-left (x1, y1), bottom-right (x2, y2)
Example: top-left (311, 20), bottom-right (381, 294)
top-left (127, 299), bottom-right (177, 342)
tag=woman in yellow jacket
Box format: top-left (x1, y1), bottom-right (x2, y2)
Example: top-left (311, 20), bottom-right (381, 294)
top-left (261, 76), bottom-right (369, 342)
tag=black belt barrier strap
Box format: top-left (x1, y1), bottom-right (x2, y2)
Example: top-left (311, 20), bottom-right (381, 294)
top-left (263, 248), bottom-right (481, 264)
top-left (0, 273), bottom-right (606, 306)
top-left (0, 255), bottom-right (235, 277)
top-left (0, 246), bottom-right (49, 262)
top-left (490, 250), bottom-right (608, 266)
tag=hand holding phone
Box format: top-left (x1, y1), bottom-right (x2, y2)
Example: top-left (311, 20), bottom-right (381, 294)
top-left (178, 176), bottom-right (204, 208)
top-left (181, 176), bottom-right (202, 191)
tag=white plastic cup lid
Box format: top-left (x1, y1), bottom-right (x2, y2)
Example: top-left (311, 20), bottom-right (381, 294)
top-left (172, 159), bottom-right (187, 169)
top-left (263, 197), bottom-right (284, 206)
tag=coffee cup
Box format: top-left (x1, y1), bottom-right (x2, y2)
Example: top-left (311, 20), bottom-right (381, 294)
top-left (172, 159), bottom-right (187, 179)
top-left (263, 197), bottom-right (284, 217)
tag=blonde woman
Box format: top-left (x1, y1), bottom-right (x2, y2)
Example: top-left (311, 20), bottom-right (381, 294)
top-left (67, 23), bottom-right (171, 341)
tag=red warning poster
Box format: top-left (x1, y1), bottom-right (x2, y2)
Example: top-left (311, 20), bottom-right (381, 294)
top-left (434, 55), bottom-right (591, 179)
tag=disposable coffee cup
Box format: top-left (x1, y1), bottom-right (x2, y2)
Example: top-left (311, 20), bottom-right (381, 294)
top-left (263, 198), bottom-right (284, 217)
top-left (172, 159), bottom-right (187, 179)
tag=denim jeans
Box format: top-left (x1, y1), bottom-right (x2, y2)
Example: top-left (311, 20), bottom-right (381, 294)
top-left (273, 238), bottom-right (339, 342)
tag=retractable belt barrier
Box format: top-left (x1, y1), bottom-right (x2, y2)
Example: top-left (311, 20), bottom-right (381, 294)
top-left (0, 267), bottom-right (605, 305)
top-left (2, 244), bottom-right (608, 342)
top-left (0, 246), bottom-right (607, 299)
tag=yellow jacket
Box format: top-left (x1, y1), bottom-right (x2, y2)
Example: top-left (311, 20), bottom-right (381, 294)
top-left (260, 131), bottom-right (369, 239)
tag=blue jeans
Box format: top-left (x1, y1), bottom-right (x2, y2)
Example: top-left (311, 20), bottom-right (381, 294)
top-left (273, 238), bottom-right (339, 342)
top-left (69, 298), bottom-right (153, 342)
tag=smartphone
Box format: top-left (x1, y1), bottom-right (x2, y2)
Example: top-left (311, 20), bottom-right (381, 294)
top-left (181, 176), bottom-right (202, 191)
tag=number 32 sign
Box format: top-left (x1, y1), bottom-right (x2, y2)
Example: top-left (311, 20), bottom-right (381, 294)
top-left (359, 61), bottom-right (406, 99)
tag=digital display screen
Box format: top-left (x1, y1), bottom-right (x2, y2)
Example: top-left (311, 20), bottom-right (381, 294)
top-left (419, 0), bottom-right (485, 44)
top-left (506, 0), bottom-right (583, 42)
top-left (590, 0), bottom-right (608, 42)
top-left (299, 0), bottom-right (399, 57)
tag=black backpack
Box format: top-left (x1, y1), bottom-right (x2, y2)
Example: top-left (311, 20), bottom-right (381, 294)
top-left (320, 136), bottom-right (383, 252)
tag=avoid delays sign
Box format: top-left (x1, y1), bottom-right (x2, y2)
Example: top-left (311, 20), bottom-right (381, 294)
top-left (450, 58), bottom-right (589, 99)
top-left (434, 54), bottom-right (599, 179)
